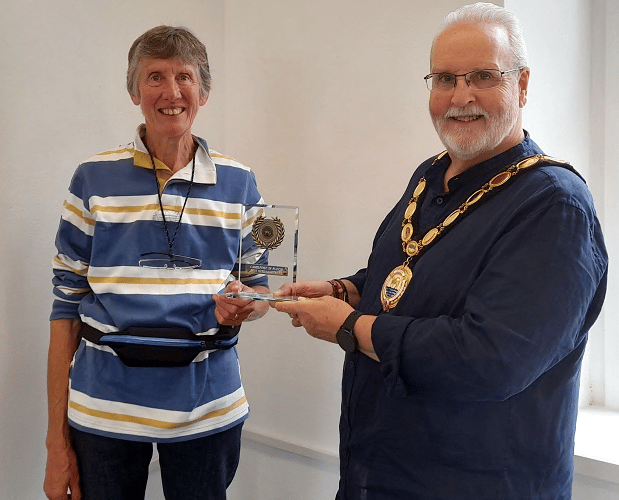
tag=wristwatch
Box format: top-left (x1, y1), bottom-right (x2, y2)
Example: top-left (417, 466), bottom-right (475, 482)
top-left (336, 310), bottom-right (365, 353)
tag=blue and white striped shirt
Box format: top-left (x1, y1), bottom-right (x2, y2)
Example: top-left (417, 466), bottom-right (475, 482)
top-left (51, 127), bottom-right (267, 441)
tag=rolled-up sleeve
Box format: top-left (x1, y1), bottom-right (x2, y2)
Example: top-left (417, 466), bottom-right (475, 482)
top-left (51, 169), bottom-right (94, 320)
top-left (372, 199), bottom-right (607, 401)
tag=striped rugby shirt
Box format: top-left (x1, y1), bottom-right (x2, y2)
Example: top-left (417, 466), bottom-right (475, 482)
top-left (51, 126), bottom-right (268, 442)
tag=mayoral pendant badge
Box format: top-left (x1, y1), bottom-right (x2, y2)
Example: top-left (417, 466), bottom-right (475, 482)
top-left (380, 265), bottom-right (413, 312)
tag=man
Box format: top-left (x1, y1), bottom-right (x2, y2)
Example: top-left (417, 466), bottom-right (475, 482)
top-left (274, 3), bottom-right (608, 499)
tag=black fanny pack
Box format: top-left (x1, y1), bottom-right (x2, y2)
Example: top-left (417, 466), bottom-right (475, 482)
top-left (81, 323), bottom-right (240, 368)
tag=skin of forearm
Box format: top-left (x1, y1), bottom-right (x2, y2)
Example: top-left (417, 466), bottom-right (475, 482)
top-left (46, 319), bottom-right (82, 448)
top-left (353, 315), bottom-right (379, 361)
top-left (340, 279), bottom-right (361, 308)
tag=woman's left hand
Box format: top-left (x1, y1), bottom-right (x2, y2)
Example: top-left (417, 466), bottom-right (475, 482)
top-left (212, 281), bottom-right (270, 325)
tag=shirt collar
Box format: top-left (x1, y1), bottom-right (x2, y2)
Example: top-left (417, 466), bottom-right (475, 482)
top-left (132, 124), bottom-right (217, 185)
top-left (425, 130), bottom-right (543, 193)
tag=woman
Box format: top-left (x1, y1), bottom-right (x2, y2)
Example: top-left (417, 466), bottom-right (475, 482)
top-left (45, 26), bottom-right (268, 500)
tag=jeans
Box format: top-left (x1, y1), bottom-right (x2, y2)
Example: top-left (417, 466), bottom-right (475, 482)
top-left (70, 423), bottom-right (243, 500)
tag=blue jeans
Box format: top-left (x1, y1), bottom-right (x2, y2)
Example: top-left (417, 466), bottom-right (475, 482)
top-left (70, 424), bottom-right (243, 500)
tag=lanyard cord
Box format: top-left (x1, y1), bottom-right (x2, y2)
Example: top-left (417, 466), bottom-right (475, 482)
top-left (144, 141), bottom-right (196, 257)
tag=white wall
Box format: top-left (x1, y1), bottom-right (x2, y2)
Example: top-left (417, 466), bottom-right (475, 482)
top-left (226, 0), bottom-right (460, 458)
top-left (0, 0), bottom-right (614, 499)
top-left (596, 0), bottom-right (619, 411)
top-left (506, 0), bottom-right (593, 176)
top-left (222, 2), bottom-right (467, 494)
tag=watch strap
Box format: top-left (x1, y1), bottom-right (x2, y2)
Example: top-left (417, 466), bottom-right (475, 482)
top-left (336, 310), bottom-right (365, 352)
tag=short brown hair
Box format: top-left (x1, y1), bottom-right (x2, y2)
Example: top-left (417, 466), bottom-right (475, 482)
top-left (127, 25), bottom-right (211, 98)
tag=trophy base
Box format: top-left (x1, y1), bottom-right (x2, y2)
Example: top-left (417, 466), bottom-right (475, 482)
top-left (224, 291), bottom-right (298, 302)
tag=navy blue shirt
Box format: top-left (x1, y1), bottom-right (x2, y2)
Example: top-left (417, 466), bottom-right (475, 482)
top-left (341, 134), bottom-right (608, 500)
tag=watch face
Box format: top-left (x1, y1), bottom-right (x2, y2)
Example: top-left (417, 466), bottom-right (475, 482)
top-left (336, 328), bottom-right (357, 353)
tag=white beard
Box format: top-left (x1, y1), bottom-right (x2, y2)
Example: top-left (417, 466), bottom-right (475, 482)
top-left (432, 97), bottom-right (520, 161)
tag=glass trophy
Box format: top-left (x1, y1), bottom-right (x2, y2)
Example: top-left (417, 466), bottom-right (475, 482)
top-left (227, 204), bottom-right (299, 301)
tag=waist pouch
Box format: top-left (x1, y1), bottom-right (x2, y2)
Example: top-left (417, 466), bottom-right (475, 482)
top-left (81, 323), bottom-right (240, 368)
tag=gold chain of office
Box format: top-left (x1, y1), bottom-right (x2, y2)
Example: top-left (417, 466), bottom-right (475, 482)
top-left (380, 153), bottom-right (568, 312)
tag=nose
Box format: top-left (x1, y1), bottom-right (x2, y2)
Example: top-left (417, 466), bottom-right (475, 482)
top-left (450, 77), bottom-right (476, 107)
top-left (163, 79), bottom-right (182, 100)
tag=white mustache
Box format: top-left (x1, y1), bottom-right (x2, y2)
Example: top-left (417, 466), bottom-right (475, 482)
top-left (444, 106), bottom-right (489, 119)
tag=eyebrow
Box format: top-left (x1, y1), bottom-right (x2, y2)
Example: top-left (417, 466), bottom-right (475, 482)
top-left (430, 63), bottom-right (502, 72)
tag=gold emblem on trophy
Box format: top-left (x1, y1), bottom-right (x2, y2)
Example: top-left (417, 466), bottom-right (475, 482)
top-left (251, 215), bottom-right (285, 250)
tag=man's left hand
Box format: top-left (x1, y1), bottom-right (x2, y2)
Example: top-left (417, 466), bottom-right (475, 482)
top-left (273, 296), bottom-right (353, 344)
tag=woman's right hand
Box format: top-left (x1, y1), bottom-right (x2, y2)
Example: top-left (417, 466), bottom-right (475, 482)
top-left (44, 444), bottom-right (81, 500)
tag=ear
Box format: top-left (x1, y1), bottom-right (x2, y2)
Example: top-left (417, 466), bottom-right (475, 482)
top-left (518, 67), bottom-right (530, 108)
top-left (130, 92), bottom-right (141, 106)
top-left (199, 92), bottom-right (209, 107)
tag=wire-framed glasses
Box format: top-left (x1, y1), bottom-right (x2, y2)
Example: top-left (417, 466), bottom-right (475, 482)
top-left (424, 68), bottom-right (523, 92)
top-left (138, 252), bottom-right (202, 270)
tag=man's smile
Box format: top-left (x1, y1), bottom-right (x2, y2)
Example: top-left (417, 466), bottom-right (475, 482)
top-left (450, 114), bottom-right (483, 122)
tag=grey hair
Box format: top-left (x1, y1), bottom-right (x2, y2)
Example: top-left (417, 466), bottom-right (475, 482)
top-left (431, 2), bottom-right (528, 68)
top-left (127, 25), bottom-right (211, 98)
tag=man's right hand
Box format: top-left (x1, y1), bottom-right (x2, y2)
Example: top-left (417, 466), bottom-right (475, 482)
top-left (44, 445), bottom-right (81, 500)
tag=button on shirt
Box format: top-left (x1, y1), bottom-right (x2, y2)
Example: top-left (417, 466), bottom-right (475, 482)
top-left (341, 133), bottom-right (608, 500)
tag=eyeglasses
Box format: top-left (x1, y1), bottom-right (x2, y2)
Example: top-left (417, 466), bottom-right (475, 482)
top-left (139, 252), bottom-right (202, 270)
top-left (424, 68), bottom-right (523, 92)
